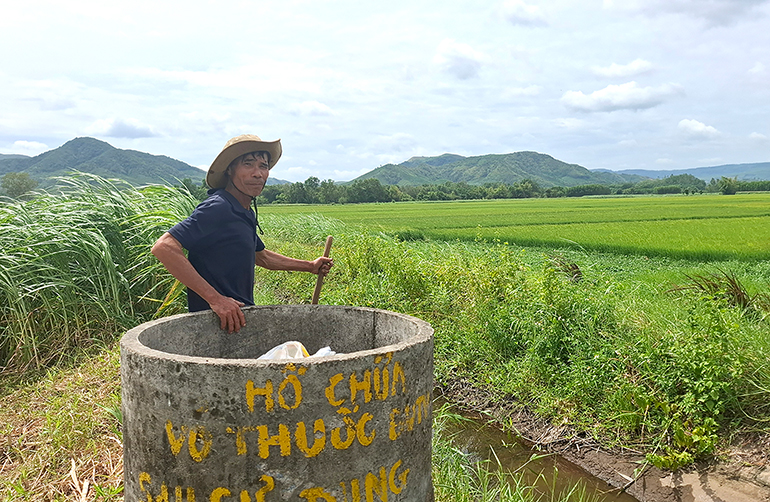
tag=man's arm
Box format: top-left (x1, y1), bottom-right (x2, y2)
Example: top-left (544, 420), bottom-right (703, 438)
top-left (151, 232), bottom-right (246, 333)
top-left (255, 249), bottom-right (333, 275)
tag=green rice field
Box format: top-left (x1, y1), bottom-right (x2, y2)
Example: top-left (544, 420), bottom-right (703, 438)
top-left (261, 193), bottom-right (770, 261)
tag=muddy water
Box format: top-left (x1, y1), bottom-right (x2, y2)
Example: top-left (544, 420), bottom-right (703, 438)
top-left (440, 405), bottom-right (639, 502)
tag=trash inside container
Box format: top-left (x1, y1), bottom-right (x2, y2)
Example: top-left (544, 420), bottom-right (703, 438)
top-left (120, 305), bottom-right (434, 502)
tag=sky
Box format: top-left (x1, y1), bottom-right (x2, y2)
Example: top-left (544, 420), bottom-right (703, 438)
top-left (2, 0), bottom-right (769, 182)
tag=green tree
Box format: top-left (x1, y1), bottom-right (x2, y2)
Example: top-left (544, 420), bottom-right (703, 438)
top-left (1, 172), bottom-right (38, 198)
top-left (565, 184), bottom-right (611, 197)
top-left (484, 183), bottom-right (511, 199)
top-left (178, 177), bottom-right (208, 201)
top-left (654, 185), bottom-right (682, 194)
top-left (317, 179), bottom-right (344, 204)
top-left (663, 174), bottom-right (706, 191)
top-left (258, 184), bottom-right (283, 203)
top-left (737, 180), bottom-right (770, 192)
top-left (511, 179), bottom-right (542, 198)
top-left (545, 186), bottom-right (566, 198)
top-left (283, 182), bottom-right (310, 204)
top-left (346, 178), bottom-right (391, 203)
top-left (386, 185), bottom-right (412, 201)
top-left (706, 178), bottom-right (720, 193)
top-left (718, 176), bottom-right (738, 195)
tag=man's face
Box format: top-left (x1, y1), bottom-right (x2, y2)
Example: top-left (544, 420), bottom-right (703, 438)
top-left (228, 152), bottom-right (270, 197)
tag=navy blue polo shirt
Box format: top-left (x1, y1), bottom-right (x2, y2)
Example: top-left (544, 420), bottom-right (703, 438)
top-left (168, 188), bottom-right (265, 312)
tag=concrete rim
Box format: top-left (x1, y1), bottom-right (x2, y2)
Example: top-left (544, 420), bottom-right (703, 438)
top-left (121, 304), bottom-right (434, 367)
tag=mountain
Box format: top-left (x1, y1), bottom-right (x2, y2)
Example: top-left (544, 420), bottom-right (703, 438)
top-left (0, 153), bottom-right (29, 160)
top-left (600, 162), bottom-right (770, 181)
top-left (0, 137), bottom-right (289, 187)
top-left (351, 151), bottom-right (645, 187)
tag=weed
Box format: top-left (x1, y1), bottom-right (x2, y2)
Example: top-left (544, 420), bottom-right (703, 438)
top-left (550, 254), bottom-right (583, 282)
top-left (668, 269), bottom-right (770, 315)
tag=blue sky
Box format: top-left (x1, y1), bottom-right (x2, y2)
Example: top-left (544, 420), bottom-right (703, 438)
top-left (2, 0), bottom-right (769, 182)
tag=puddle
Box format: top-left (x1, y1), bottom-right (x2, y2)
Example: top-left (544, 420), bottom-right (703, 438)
top-left (437, 402), bottom-right (639, 502)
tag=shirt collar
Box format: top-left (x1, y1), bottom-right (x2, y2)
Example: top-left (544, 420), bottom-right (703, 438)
top-left (210, 188), bottom-right (253, 216)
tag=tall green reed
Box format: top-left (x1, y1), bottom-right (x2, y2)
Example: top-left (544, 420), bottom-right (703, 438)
top-left (0, 174), bottom-right (196, 372)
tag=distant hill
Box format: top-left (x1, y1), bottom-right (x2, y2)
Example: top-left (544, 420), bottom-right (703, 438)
top-left (351, 151), bottom-right (646, 187)
top-left (0, 137), bottom-right (289, 187)
top-left (600, 162), bottom-right (770, 182)
top-left (0, 153), bottom-right (29, 160)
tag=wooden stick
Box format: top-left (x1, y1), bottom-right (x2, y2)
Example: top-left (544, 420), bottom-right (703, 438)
top-left (311, 236), bottom-right (333, 304)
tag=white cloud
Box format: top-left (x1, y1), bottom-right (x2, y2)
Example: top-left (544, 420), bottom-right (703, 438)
top-left (655, 158), bottom-right (674, 164)
top-left (749, 132), bottom-right (768, 141)
top-left (8, 140), bottom-right (49, 156)
top-left (499, 0), bottom-right (547, 26)
top-left (678, 119), bottom-right (720, 139)
top-left (562, 81), bottom-right (684, 112)
top-left (283, 165), bottom-right (314, 181)
top-left (372, 133), bottom-right (417, 152)
top-left (125, 62), bottom-right (326, 95)
top-left (434, 39), bottom-right (486, 80)
top-left (85, 118), bottom-right (157, 138)
top-left (332, 167), bottom-right (371, 181)
top-left (592, 59), bottom-right (654, 78)
top-left (748, 62), bottom-right (766, 75)
top-left (289, 101), bottom-right (335, 116)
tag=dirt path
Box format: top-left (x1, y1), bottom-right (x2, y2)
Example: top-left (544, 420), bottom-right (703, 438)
top-left (438, 380), bottom-right (770, 502)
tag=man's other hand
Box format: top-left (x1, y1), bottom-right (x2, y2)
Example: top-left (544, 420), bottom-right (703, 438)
top-left (311, 257), bottom-right (334, 276)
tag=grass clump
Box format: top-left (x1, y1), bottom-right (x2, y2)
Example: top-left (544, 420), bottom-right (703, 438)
top-left (668, 269), bottom-right (770, 315)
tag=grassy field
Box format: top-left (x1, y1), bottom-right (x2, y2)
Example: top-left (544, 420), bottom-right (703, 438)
top-left (2, 179), bottom-right (770, 500)
top-left (261, 194), bottom-right (770, 261)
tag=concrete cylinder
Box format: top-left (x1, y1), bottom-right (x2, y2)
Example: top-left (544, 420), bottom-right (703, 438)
top-left (121, 305), bottom-right (434, 502)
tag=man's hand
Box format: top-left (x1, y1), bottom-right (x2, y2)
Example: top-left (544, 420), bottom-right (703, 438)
top-left (311, 256), bottom-right (333, 276)
top-left (209, 295), bottom-right (246, 333)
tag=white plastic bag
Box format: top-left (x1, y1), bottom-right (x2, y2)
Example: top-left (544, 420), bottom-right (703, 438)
top-left (311, 346), bottom-right (335, 357)
top-left (257, 341), bottom-right (336, 360)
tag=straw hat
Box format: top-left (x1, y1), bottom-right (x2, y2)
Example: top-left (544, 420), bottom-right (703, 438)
top-left (206, 134), bottom-right (282, 189)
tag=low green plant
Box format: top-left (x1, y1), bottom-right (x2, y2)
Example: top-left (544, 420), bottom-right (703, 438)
top-left (254, 217), bottom-right (770, 468)
top-left (0, 348), bottom-right (123, 500)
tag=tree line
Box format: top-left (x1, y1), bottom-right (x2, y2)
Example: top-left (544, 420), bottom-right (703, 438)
top-left (1, 171), bottom-right (766, 201)
top-left (177, 173), bottom-right (766, 204)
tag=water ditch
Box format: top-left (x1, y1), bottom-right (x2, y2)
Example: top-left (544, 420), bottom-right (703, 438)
top-left (437, 400), bottom-right (639, 502)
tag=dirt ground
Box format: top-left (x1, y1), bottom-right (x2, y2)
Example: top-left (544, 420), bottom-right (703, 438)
top-left (438, 379), bottom-right (770, 502)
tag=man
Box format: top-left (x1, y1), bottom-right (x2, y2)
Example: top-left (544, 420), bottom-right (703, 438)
top-left (152, 134), bottom-right (333, 333)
